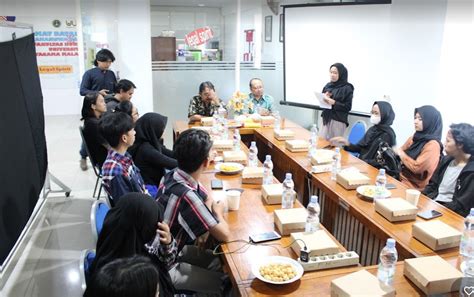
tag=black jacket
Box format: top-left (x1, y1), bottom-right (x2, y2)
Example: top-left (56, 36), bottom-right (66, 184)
top-left (83, 117), bottom-right (108, 167)
top-left (423, 155), bottom-right (474, 217)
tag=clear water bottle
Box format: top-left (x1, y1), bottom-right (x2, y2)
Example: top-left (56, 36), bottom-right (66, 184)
top-left (217, 103), bottom-right (226, 123)
top-left (282, 173), bottom-right (295, 209)
top-left (248, 141), bottom-right (258, 167)
top-left (222, 118), bottom-right (229, 140)
top-left (233, 129), bottom-right (241, 151)
top-left (331, 147), bottom-right (341, 181)
top-left (374, 169), bottom-right (387, 201)
top-left (305, 195), bottom-right (320, 233)
top-left (308, 124), bottom-right (319, 159)
top-left (461, 208), bottom-right (474, 276)
top-left (212, 114), bottom-right (219, 136)
top-left (273, 110), bottom-right (281, 131)
top-left (263, 155), bottom-right (274, 185)
top-left (377, 238), bottom-right (398, 286)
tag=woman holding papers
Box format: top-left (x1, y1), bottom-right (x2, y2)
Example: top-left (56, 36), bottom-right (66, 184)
top-left (396, 105), bottom-right (443, 190)
top-left (330, 101), bottom-right (396, 165)
top-left (319, 63), bottom-right (354, 140)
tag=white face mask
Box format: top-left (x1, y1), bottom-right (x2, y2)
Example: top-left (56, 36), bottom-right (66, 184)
top-left (370, 115), bottom-right (381, 125)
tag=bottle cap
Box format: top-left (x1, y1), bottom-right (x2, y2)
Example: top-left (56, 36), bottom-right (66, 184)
top-left (386, 238), bottom-right (396, 248)
top-left (265, 155), bottom-right (271, 161)
top-left (251, 141), bottom-right (256, 146)
top-left (310, 195), bottom-right (318, 204)
top-left (335, 147), bottom-right (340, 153)
top-left (470, 208), bottom-right (474, 216)
top-left (379, 169), bottom-right (386, 175)
top-left (285, 173), bottom-right (292, 179)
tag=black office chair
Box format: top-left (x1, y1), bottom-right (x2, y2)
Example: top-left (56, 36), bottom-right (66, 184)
top-left (79, 126), bottom-right (103, 199)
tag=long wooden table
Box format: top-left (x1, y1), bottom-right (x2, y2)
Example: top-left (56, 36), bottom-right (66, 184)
top-left (173, 119), bottom-right (465, 296)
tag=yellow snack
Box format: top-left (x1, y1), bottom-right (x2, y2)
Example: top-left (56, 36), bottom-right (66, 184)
top-left (259, 263), bottom-right (296, 282)
top-left (220, 164), bottom-right (240, 172)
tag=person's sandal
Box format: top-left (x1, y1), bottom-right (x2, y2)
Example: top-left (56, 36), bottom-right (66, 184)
top-left (80, 158), bottom-right (88, 171)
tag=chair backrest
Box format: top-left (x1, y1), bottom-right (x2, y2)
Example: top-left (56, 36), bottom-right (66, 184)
top-left (348, 120), bottom-right (367, 145)
top-left (90, 200), bottom-right (110, 243)
top-left (79, 126), bottom-right (102, 178)
top-left (79, 249), bottom-right (96, 292)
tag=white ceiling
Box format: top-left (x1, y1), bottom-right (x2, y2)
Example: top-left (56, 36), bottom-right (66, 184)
top-left (150, 0), bottom-right (235, 8)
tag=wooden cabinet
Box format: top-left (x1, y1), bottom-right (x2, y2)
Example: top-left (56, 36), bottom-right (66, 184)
top-left (151, 36), bottom-right (176, 61)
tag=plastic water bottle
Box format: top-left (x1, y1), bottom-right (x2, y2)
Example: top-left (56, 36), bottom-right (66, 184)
top-left (217, 103), bottom-right (226, 123)
top-left (305, 195), bottom-right (320, 233)
top-left (212, 114), bottom-right (219, 136)
top-left (248, 141), bottom-right (258, 167)
top-left (233, 129), bottom-right (241, 151)
top-left (263, 155), bottom-right (274, 185)
top-left (374, 169), bottom-right (387, 202)
top-left (377, 238), bottom-right (398, 286)
top-left (282, 173), bottom-right (295, 209)
top-left (460, 208), bottom-right (474, 276)
top-left (331, 147), bottom-right (341, 181)
top-left (222, 118), bottom-right (229, 140)
top-left (273, 110), bottom-right (281, 131)
top-left (308, 124), bottom-right (319, 159)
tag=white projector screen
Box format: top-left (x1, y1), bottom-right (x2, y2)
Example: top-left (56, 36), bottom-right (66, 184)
top-left (284, 2), bottom-right (392, 115)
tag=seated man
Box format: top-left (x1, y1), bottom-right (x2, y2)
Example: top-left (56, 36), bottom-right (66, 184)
top-left (248, 78), bottom-right (275, 115)
top-left (99, 112), bottom-right (146, 205)
top-left (188, 81), bottom-right (225, 122)
top-left (423, 123), bottom-right (474, 217)
top-left (106, 79), bottom-right (136, 112)
top-left (156, 129), bottom-right (231, 295)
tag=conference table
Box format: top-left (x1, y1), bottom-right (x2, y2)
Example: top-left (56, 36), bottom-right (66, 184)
top-left (173, 118), bottom-right (465, 296)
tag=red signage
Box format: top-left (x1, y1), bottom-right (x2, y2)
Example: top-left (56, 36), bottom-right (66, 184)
top-left (185, 26), bottom-right (214, 47)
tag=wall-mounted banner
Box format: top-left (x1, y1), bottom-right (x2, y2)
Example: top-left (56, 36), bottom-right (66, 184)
top-left (184, 26), bottom-right (214, 47)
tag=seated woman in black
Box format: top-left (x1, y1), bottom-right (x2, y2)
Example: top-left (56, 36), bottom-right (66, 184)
top-left (423, 123), bottom-right (474, 217)
top-left (129, 113), bottom-right (177, 188)
top-left (84, 193), bottom-right (177, 297)
top-left (81, 92), bottom-right (109, 167)
top-left (331, 101), bottom-right (396, 166)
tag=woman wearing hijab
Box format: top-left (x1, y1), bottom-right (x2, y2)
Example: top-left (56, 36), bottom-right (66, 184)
top-left (84, 193), bottom-right (177, 297)
top-left (320, 63), bottom-right (354, 140)
top-left (129, 113), bottom-right (178, 187)
top-left (397, 105), bottom-right (443, 190)
top-left (331, 101), bottom-right (396, 165)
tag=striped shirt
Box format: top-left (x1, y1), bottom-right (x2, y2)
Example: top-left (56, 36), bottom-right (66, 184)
top-left (156, 168), bottom-right (218, 252)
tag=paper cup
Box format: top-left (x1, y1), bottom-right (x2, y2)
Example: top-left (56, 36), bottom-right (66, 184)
top-left (406, 189), bottom-right (421, 206)
top-left (226, 190), bottom-right (241, 211)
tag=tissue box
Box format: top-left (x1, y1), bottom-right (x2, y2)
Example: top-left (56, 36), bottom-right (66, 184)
top-left (330, 270), bottom-right (395, 297)
top-left (260, 116), bottom-right (275, 126)
top-left (290, 230), bottom-right (340, 257)
top-left (201, 117), bottom-right (214, 126)
top-left (274, 208), bottom-right (307, 236)
top-left (274, 129), bottom-right (295, 140)
top-left (262, 184), bottom-right (283, 204)
top-left (374, 198), bottom-right (418, 222)
top-left (223, 151), bottom-right (247, 164)
top-left (412, 220), bottom-right (461, 251)
top-left (285, 140), bottom-right (310, 152)
top-left (311, 149), bottom-right (334, 165)
top-left (242, 167), bottom-right (264, 184)
top-left (404, 255), bottom-right (463, 295)
top-left (212, 139), bottom-right (233, 151)
top-left (336, 170), bottom-right (370, 190)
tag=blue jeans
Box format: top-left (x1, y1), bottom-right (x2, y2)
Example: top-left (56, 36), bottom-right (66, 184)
top-left (79, 141), bottom-right (87, 159)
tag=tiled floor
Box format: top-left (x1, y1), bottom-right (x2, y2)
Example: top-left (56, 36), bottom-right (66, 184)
top-left (1, 115), bottom-right (101, 297)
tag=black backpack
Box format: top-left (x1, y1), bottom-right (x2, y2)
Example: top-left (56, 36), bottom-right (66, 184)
top-left (374, 141), bottom-right (402, 180)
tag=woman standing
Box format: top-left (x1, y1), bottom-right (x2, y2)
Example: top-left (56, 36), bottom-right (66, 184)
top-left (397, 105), bottom-right (443, 190)
top-left (320, 63), bottom-right (354, 140)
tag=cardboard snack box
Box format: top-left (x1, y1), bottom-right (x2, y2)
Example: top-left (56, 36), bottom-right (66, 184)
top-left (310, 149), bottom-right (334, 165)
top-left (412, 220), bottom-right (461, 251)
top-left (212, 139), bottom-right (233, 151)
top-left (374, 198), bottom-right (418, 222)
top-left (274, 129), bottom-right (295, 140)
top-left (260, 116), bottom-right (275, 126)
top-left (261, 183), bottom-right (283, 205)
top-left (290, 230), bottom-right (340, 257)
top-left (330, 269), bottom-right (395, 297)
top-left (223, 150), bottom-right (247, 164)
top-left (201, 117), bottom-right (214, 126)
top-left (242, 167), bottom-right (264, 184)
top-left (336, 170), bottom-right (370, 190)
top-left (274, 208), bottom-right (307, 236)
top-left (404, 255), bottom-right (463, 295)
top-left (285, 140), bottom-right (310, 153)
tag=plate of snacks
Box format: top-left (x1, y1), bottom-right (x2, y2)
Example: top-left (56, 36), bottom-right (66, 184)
top-left (356, 185), bottom-right (391, 200)
top-left (251, 256), bottom-right (304, 285)
top-left (215, 162), bottom-right (244, 175)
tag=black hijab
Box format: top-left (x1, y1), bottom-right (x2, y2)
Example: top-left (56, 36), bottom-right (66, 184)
top-left (322, 63), bottom-right (354, 92)
top-left (404, 105), bottom-right (443, 159)
top-left (129, 112), bottom-right (168, 155)
top-left (358, 101), bottom-right (397, 148)
top-left (86, 193), bottom-right (174, 296)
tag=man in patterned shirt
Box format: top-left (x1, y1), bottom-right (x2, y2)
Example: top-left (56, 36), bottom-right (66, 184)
top-left (248, 78), bottom-right (275, 115)
top-left (156, 129), bottom-right (231, 295)
top-left (188, 81), bottom-right (225, 122)
top-left (99, 112), bottom-right (146, 206)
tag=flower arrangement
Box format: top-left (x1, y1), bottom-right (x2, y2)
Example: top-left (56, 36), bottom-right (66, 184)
top-left (227, 91), bottom-right (253, 116)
